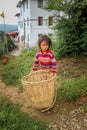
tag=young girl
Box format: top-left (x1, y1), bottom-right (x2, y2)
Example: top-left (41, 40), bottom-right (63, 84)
top-left (32, 34), bottom-right (57, 77)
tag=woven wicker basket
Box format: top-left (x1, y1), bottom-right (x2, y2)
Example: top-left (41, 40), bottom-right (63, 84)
top-left (21, 70), bottom-right (57, 112)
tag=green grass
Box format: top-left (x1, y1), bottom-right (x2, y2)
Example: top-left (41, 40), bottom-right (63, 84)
top-left (83, 104), bottom-right (87, 113)
top-left (0, 49), bottom-right (36, 86)
top-left (0, 97), bottom-right (48, 130)
top-left (57, 76), bottom-right (87, 101)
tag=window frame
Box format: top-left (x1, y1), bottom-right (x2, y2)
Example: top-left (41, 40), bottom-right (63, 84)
top-left (38, 17), bottom-right (43, 26)
top-left (38, 0), bottom-right (43, 8)
top-left (48, 16), bottom-right (53, 26)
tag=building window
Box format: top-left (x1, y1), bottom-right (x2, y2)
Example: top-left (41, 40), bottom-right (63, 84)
top-left (27, 17), bottom-right (29, 26)
top-left (27, 33), bottom-right (29, 42)
top-left (48, 16), bottom-right (53, 26)
top-left (26, 0), bottom-right (28, 9)
top-left (23, 2), bottom-right (25, 11)
top-left (38, 0), bottom-right (43, 8)
top-left (38, 17), bottom-right (43, 25)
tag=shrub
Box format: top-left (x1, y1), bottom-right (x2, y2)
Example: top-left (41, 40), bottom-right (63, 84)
top-left (47, 0), bottom-right (87, 58)
top-left (0, 32), bottom-right (15, 57)
top-left (6, 35), bottom-right (15, 52)
top-left (57, 76), bottom-right (87, 101)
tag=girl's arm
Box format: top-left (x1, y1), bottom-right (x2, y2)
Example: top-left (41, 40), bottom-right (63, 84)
top-left (32, 54), bottom-right (39, 71)
top-left (50, 53), bottom-right (57, 76)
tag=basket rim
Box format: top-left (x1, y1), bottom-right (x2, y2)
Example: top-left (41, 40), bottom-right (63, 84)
top-left (21, 70), bottom-right (56, 84)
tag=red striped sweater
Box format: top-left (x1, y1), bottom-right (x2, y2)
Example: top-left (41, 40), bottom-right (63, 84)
top-left (32, 50), bottom-right (57, 73)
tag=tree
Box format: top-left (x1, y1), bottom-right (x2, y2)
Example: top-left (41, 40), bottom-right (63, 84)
top-left (46, 0), bottom-right (87, 58)
top-left (0, 32), bottom-right (15, 57)
top-left (0, 31), bottom-right (5, 57)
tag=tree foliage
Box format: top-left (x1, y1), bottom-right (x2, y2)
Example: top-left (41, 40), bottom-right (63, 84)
top-left (0, 32), bottom-right (15, 57)
top-left (0, 31), bottom-right (5, 57)
top-left (46, 0), bottom-right (87, 58)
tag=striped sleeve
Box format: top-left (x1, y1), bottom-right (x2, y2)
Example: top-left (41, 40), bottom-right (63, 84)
top-left (51, 53), bottom-right (57, 73)
top-left (32, 53), bottom-right (39, 71)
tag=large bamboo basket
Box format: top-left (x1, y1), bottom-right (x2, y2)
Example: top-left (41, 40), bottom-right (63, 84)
top-left (21, 70), bottom-right (57, 112)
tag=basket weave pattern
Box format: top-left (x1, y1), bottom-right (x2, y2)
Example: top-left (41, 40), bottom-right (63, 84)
top-left (22, 70), bottom-right (56, 110)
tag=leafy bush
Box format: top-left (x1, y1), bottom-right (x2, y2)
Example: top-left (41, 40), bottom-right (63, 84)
top-left (83, 104), bottom-right (87, 113)
top-left (6, 35), bottom-right (15, 52)
top-left (0, 42), bottom-right (4, 58)
top-left (0, 32), bottom-right (15, 57)
top-left (0, 97), bottom-right (48, 130)
top-left (57, 76), bottom-right (87, 101)
top-left (47, 0), bottom-right (87, 58)
top-left (0, 31), bottom-right (5, 57)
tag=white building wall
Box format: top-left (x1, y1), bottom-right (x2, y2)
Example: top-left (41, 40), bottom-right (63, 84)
top-left (17, 14), bottom-right (23, 42)
top-left (23, 0), bottom-right (31, 44)
top-left (29, 0), bottom-right (53, 47)
top-left (17, 0), bottom-right (31, 43)
top-left (17, 0), bottom-right (53, 47)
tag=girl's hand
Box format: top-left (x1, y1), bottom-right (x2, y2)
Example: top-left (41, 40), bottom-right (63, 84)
top-left (49, 72), bottom-right (55, 78)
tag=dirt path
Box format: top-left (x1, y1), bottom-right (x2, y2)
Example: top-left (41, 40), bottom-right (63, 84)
top-left (0, 76), bottom-right (87, 130)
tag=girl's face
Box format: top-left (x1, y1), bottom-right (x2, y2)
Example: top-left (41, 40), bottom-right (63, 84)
top-left (40, 41), bottom-right (49, 52)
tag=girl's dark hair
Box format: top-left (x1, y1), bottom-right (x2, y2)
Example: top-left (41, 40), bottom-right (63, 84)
top-left (38, 34), bottom-right (52, 49)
